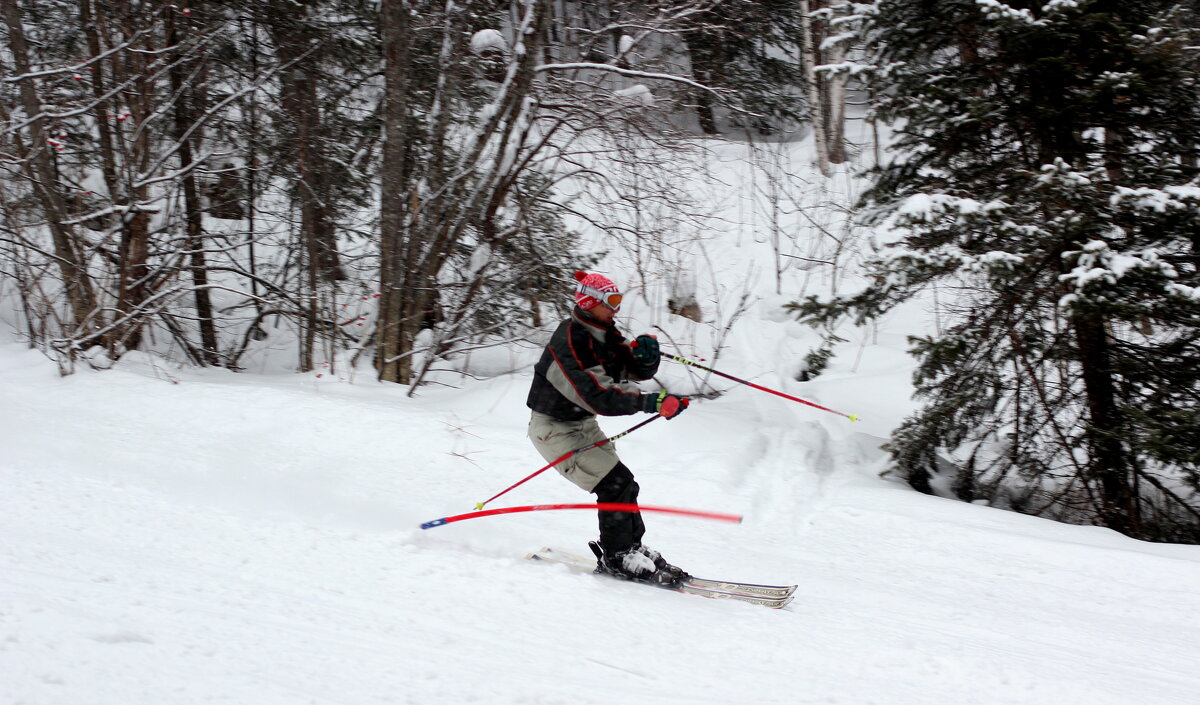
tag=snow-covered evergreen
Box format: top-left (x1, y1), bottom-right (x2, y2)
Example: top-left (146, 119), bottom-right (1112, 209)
top-left (795, 0), bottom-right (1200, 540)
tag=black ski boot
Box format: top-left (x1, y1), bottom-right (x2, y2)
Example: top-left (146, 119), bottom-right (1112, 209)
top-left (589, 541), bottom-right (656, 580)
top-left (638, 544), bottom-right (691, 585)
top-left (589, 541), bottom-right (689, 587)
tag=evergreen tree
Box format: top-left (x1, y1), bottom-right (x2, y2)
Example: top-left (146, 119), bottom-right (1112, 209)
top-left (675, 0), bottom-right (805, 134)
top-left (794, 1), bottom-right (1200, 541)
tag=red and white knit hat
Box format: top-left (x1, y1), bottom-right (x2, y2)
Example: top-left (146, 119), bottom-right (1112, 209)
top-left (573, 270), bottom-right (622, 311)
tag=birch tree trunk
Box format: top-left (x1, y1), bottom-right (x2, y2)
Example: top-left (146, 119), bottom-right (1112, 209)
top-left (821, 13), bottom-right (848, 165)
top-left (799, 0), bottom-right (832, 177)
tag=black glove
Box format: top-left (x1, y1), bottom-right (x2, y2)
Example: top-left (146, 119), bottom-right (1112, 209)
top-left (642, 391), bottom-right (689, 419)
top-left (630, 334), bottom-right (660, 366)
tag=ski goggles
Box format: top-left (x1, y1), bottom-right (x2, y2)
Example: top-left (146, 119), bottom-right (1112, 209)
top-left (577, 283), bottom-right (623, 311)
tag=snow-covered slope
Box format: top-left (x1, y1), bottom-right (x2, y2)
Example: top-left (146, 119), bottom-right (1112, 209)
top-left (3, 332), bottom-right (1199, 705)
top-left (4, 124), bottom-right (1198, 704)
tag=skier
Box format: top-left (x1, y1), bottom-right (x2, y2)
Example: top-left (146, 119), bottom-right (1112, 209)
top-left (526, 271), bottom-right (691, 586)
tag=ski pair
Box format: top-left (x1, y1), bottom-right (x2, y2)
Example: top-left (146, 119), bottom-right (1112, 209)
top-left (526, 547), bottom-right (796, 609)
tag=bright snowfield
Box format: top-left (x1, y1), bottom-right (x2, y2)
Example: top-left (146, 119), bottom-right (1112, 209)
top-left (5, 337), bottom-right (1200, 705)
top-left (5, 141), bottom-right (1200, 705)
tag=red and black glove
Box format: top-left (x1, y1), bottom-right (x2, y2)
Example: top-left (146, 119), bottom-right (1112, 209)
top-left (642, 390), bottom-right (689, 419)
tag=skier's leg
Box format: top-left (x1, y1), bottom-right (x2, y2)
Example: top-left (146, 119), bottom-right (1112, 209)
top-left (591, 463), bottom-right (687, 584)
top-left (592, 462), bottom-right (640, 555)
top-left (630, 481), bottom-right (646, 546)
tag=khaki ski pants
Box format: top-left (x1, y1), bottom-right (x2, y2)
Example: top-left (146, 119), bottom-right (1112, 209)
top-left (527, 412), bottom-right (620, 493)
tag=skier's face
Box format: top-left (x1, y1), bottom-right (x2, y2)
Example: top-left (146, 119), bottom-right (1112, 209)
top-left (590, 305), bottom-right (616, 324)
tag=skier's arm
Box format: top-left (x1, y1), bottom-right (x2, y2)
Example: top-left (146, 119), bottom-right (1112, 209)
top-left (545, 326), bottom-right (649, 416)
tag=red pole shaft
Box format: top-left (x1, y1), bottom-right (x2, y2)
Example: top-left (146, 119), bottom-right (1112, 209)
top-left (476, 450), bottom-right (573, 508)
top-left (475, 415), bottom-right (662, 509)
top-left (421, 503), bottom-right (742, 530)
top-left (667, 354), bottom-right (858, 421)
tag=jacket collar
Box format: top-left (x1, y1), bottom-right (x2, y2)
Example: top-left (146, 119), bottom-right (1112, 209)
top-left (571, 306), bottom-right (621, 343)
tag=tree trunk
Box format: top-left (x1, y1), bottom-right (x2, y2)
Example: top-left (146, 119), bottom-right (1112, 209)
top-left (108, 0), bottom-right (156, 354)
top-left (818, 5), bottom-right (847, 165)
top-left (265, 2), bottom-right (344, 284)
top-left (378, 0), bottom-right (414, 383)
top-left (2, 0), bottom-right (100, 337)
top-left (167, 4), bottom-right (221, 365)
top-left (80, 1), bottom-right (121, 203)
top-left (81, 0), bottom-right (145, 354)
top-left (684, 34), bottom-right (721, 135)
top-left (1103, 125), bottom-right (1127, 183)
top-left (799, 0), bottom-right (832, 177)
top-left (1072, 308), bottom-right (1137, 534)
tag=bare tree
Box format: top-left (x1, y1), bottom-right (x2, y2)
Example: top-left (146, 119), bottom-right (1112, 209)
top-left (2, 0), bottom-right (100, 340)
top-left (375, 0), bottom-right (734, 387)
top-left (1, 0), bottom-right (837, 386)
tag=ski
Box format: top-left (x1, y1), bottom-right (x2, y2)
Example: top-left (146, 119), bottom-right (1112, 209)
top-left (678, 583), bottom-right (794, 609)
top-left (527, 547), bottom-right (795, 609)
top-left (686, 577), bottom-right (796, 600)
top-left (538, 547), bottom-right (796, 600)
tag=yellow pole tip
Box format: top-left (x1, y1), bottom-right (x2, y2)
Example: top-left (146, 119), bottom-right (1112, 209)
top-left (474, 502), bottom-right (485, 511)
top-left (849, 414), bottom-right (860, 422)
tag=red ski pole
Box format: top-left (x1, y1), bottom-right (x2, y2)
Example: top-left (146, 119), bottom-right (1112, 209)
top-left (667, 354), bottom-right (859, 421)
top-left (422, 502), bottom-right (742, 530)
top-left (472, 415), bottom-right (662, 510)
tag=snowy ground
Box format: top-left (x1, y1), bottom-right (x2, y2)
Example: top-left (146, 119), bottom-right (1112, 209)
top-left (3, 328), bottom-right (1200, 705)
top-left (4, 125), bottom-right (1199, 704)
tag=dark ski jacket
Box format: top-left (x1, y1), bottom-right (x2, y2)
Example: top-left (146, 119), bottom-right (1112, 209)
top-left (526, 307), bottom-right (659, 421)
